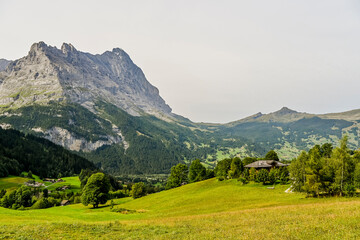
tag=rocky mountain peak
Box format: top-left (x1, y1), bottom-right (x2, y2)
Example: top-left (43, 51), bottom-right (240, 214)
top-left (30, 41), bottom-right (47, 51)
top-left (61, 43), bottom-right (77, 55)
top-left (0, 41), bottom-right (173, 119)
top-left (274, 107), bottom-right (298, 115)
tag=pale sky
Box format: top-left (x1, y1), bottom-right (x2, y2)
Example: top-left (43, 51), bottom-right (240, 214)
top-left (1, 0), bottom-right (360, 123)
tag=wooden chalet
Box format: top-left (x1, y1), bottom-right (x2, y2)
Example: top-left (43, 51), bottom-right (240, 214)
top-left (244, 160), bottom-right (288, 170)
top-left (60, 200), bottom-right (70, 206)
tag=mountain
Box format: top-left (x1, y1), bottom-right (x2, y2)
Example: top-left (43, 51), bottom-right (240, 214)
top-left (0, 42), bottom-right (255, 174)
top-left (0, 42), bottom-right (358, 174)
top-left (0, 42), bottom-right (171, 119)
top-left (0, 59), bottom-right (10, 72)
top-left (226, 107), bottom-right (314, 125)
top-left (220, 107), bottom-right (360, 159)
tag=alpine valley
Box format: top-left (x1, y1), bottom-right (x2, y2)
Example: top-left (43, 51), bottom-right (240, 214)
top-left (0, 42), bottom-right (359, 174)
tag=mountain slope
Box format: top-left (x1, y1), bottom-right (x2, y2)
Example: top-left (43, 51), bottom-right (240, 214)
top-left (220, 107), bottom-right (359, 159)
top-left (0, 42), bottom-right (358, 174)
top-left (0, 127), bottom-right (95, 178)
top-left (0, 42), bottom-right (171, 119)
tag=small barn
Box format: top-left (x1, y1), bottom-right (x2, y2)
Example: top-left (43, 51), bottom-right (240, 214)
top-left (60, 200), bottom-right (70, 206)
top-left (244, 160), bottom-right (288, 170)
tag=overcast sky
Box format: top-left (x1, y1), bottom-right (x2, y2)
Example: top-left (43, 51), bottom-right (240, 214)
top-left (1, 0), bottom-right (359, 123)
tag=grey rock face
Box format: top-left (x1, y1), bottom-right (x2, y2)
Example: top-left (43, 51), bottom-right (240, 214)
top-left (0, 42), bottom-right (172, 118)
top-left (0, 59), bottom-right (10, 72)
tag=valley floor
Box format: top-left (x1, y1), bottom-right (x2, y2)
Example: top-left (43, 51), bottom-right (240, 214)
top-left (1, 179), bottom-right (360, 239)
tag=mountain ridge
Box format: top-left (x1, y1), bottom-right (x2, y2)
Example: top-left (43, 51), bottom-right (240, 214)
top-left (0, 42), bottom-right (172, 120)
top-left (0, 42), bottom-right (359, 174)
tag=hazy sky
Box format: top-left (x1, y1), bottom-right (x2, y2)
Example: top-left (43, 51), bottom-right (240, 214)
top-left (1, 0), bottom-right (360, 123)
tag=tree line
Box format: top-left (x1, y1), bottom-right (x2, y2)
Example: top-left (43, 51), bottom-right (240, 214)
top-left (165, 150), bottom-right (290, 189)
top-left (289, 136), bottom-right (360, 197)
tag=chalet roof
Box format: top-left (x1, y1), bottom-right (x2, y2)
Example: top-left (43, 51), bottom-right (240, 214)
top-left (244, 160), bottom-right (288, 168)
top-left (60, 200), bottom-right (70, 206)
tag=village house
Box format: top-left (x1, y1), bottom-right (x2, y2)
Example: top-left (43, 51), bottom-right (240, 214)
top-left (244, 160), bottom-right (288, 170)
top-left (60, 200), bottom-right (70, 206)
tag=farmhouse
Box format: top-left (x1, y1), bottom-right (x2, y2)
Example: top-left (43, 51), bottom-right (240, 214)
top-left (244, 160), bottom-right (288, 170)
top-left (60, 200), bottom-right (70, 206)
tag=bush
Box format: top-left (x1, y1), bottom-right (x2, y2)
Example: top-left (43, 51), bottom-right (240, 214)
top-left (343, 184), bottom-right (356, 197)
top-left (32, 198), bottom-right (48, 209)
top-left (238, 177), bottom-right (247, 185)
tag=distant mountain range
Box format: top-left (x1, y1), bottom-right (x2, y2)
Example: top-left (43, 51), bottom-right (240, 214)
top-left (0, 42), bottom-right (358, 174)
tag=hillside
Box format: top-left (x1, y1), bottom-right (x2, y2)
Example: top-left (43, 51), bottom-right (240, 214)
top-left (218, 107), bottom-right (360, 159)
top-left (1, 179), bottom-right (360, 239)
top-left (0, 42), bottom-right (359, 174)
top-left (0, 127), bottom-right (95, 178)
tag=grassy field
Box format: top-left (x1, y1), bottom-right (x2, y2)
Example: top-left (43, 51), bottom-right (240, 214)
top-left (45, 176), bottom-right (82, 193)
top-left (2, 178), bottom-right (360, 239)
top-left (0, 176), bottom-right (29, 190)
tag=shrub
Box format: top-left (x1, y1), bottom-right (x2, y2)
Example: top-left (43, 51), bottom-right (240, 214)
top-left (238, 177), bottom-right (248, 185)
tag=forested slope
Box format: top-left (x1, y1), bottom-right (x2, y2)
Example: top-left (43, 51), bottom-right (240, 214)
top-left (0, 127), bottom-right (95, 178)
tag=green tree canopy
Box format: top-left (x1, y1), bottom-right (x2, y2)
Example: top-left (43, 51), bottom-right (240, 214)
top-left (228, 157), bottom-right (243, 179)
top-left (242, 157), bottom-right (257, 166)
top-left (188, 159), bottom-right (207, 183)
top-left (257, 169), bottom-right (269, 184)
top-left (166, 163), bottom-right (188, 189)
top-left (214, 158), bottom-right (232, 181)
top-left (265, 150), bottom-right (279, 161)
top-left (81, 172), bottom-right (110, 208)
top-left (130, 182), bottom-right (146, 199)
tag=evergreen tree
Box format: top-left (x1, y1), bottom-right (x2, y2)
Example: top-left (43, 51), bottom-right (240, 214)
top-left (331, 136), bottom-right (352, 195)
top-left (303, 145), bottom-right (323, 196)
top-left (257, 169), bottom-right (269, 184)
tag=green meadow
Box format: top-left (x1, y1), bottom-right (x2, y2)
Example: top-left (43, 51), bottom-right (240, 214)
top-left (0, 176), bottom-right (29, 190)
top-left (2, 178), bottom-right (360, 239)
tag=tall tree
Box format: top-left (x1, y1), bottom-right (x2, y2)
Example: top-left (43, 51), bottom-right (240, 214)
top-left (228, 157), bottom-right (243, 179)
top-left (130, 182), bottom-right (146, 199)
top-left (188, 159), bottom-right (206, 183)
top-left (303, 146), bottom-right (323, 196)
top-left (81, 173), bottom-right (110, 208)
top-left (289, 151), bottom-right (308, 191)
top-left (166, 163), bottom-right (188, 189)
top-left (331, 136), bottom-right (352, 195)
top-left (214, 158), bottom-right (232, 181)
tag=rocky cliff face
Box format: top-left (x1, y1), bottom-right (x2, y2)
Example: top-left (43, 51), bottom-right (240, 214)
top-left (0, 42), bottom-right (172, 118)
top-left (0, 59), bottom-right (10, 72)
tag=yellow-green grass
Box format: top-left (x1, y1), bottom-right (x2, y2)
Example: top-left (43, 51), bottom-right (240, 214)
top-left (0, 176), bottom-right (29, 190)
top-left (2, 179), bottom-right (360, 239)
top-left (46, 177), bottom-right (81, 192)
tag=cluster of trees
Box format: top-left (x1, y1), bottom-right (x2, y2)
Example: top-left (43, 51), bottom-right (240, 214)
top-left (289, 137), bottom-right (360, 197)
top-left (0, 184), bottom-right (82, 210)
top-left (166, 159), bottom-right (214, 189)
top-left (214, 156), bottom-right (289, 185)
top-left (0, 127), bottom-right (95, 178)
top-left (165, 151), bottom-right (290, 189)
